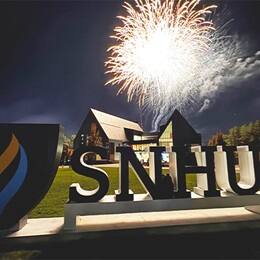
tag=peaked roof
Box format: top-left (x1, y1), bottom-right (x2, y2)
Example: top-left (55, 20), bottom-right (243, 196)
top-left (159, 109), bottom-right (201, 145)
top-left (90, 108), bottom-right (143, 141)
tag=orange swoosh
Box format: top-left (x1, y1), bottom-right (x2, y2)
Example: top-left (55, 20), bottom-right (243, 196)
top-left (0, 134), bottom-right (19, 174)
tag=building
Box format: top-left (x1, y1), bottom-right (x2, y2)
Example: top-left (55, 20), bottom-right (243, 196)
top-left (158, 109), bottom-right (201, 149)
top-left (74, 108), bottom-right (144, 161)
top-left (131, 110), bottom-right (202, 164)
top-left (74, 108), bottom-right (201, 163)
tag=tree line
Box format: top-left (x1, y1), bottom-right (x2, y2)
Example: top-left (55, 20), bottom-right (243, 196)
top-left (208, 120), bottom-right (260, 146)
top-left (60, 134), bottom-right (76, 165)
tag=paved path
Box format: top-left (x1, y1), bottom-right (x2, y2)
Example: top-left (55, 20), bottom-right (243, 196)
top-left (2, 207), bottom-right (260, 258)
top-left (3, 207), bottom-right (260, 239)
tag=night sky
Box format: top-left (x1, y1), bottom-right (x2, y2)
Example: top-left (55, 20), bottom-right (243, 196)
top-left (0, 0), bottom-right (259, 143)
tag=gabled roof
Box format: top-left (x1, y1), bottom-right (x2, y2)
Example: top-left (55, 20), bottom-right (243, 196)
top-left (159, 109), bottom-right (201, 146)
top-left (90, 108), bottom-right (143, 142)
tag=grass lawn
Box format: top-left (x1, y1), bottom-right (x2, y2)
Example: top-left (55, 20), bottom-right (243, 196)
top-left (29, 167), bottom-right (196, 218)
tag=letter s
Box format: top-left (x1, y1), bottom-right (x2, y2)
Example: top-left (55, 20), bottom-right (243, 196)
top-left (69, 146), bottom-right (109, 203)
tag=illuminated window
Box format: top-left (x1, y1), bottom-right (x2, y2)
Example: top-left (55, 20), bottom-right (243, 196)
top-left (133, 135), bottom-right (142, 141)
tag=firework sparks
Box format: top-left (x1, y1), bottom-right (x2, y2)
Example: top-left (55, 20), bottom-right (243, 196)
top-left (105, 0), bottom-right (240, 130)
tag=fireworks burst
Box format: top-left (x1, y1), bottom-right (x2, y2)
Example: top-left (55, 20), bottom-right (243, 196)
top-left (105, 0), bottom-right (240, 130)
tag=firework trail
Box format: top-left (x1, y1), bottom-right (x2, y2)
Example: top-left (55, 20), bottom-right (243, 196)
top-left (105, 0), bottom-right (258, 131)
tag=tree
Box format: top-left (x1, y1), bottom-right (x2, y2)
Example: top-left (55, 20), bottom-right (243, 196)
top-left (208, 137), bottom-right (213, 146)
top-left (60, 134), bottom-right (76, 165)
top-left (248, 122), bottom-right (255, 143)
top-left (211, 119), bottom-right (260, 146)
top-left (216, 132), bottom-right (226, 145)
top-left (208, 132), bottom-right (225, 146)
top-left (223, 127), bottom-right (240, 146)
top-left (252, 120), bottom-right (260, 141)
top-left (240, 124), bottom-right (251, 144)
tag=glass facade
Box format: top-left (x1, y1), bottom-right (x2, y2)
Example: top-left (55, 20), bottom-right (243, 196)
top-left (159, 122), bottom-right (173, 148)
top-left (132, 143), bottom-right (157, 164)
top-left (86, 122), bottom-right (109, 148)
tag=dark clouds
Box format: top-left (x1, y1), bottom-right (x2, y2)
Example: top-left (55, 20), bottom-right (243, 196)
top-left (0, 0), bottom-right (259, 142)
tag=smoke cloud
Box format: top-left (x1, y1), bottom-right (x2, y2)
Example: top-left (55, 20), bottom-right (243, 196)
top-left (198, 50), bottom-right (260, 112)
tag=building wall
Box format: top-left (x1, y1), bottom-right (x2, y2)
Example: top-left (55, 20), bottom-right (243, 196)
top-left (158, 111), bottom-right (202, 147)
top-left (74, 112), bottom-right (130, 162)
top-left (112, 141), bottom-right (123, 161)
top-left (74, 111), bottom-right (110, 159)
